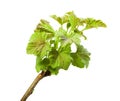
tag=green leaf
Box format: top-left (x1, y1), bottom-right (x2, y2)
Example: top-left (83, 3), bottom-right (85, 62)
top-left (71, 45), bottom-right (90, 68)
top-left (49, 45), bottom-right (72, 70)
top-left (28, 31), bottom-right (46, 42)
top-left (52, 53), bottom-right (71, 70)
top-left (60, 32), bottom-right (81, 47)
top-left (36, 19), bottom-right (55, 33)
top-left (69, 33), bottom-right (81, 45)
top-left (66, 11), bottom-right (79, 30)
top-left (35, 56), bottom-right (50, 72)
top-left (56, 27), bottom-right (67, 37)
top-left (51, 14), bottom-right (68, 25)
top-left (51, 15), bottom-right (62, 25)
top-left (67, 22), bottom-right (71, 29)
top-left (35, 56), bottom-right (44, 72)
top-left (74, 29), bottom-right (87, 40)
top-left (26, 32), bottom-right (51, 57)
top-left (48, 66), bottom-right (59, 75)
top-left (84, 18), bottom-right (107, 30)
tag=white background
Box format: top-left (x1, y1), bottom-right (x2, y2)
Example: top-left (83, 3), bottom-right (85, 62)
top-left (0, 0), bottom-right (120, 101)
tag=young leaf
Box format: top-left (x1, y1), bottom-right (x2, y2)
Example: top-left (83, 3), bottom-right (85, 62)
top-left (35, 56), bottom-right (50, 72)
top-left (56, 27), bottom-right (67, 37)
top-left (66, 11), bottom-right (79, 30)
top-left (68, 33), bottom-right (81, 45)
top-left (84, 18), bottom-right (107, 30)
top-left (26, 32), bottom-right (51, 57)
top-left (60, 32), bottom-right (81, 47)
top-left (51, 14), bottom-right (68, 25)
top-left (48, 66), bottom-right (59, 75)
top-left (71, 45), bottom-right (90, 68)
top-left (50, 15), bottom-right (62, 25)
top-left (49, 45), bottom-right (72, 70)
top-left (35, 56), bottom-right (45, 72)
top-left (74, 29), bottom-right (87, 40)
top-left (36, 19), bottom-right (55, 34)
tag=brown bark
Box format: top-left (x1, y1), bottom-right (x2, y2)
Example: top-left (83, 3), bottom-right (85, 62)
top-left (21, 71), bottom-right (50, 101)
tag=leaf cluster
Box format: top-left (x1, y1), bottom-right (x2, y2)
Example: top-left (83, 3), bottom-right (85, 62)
top-left (26, 11), bottom-right (106, 75)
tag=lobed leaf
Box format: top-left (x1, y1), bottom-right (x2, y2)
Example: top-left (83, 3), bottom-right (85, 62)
top-left (49, 45), bottom-right (72, 70)
top-left (36, 19), bottom-right (55, 34)
top-left (60, 32), bottom-right (81, 47)
top-left (26, 32), bottom-right (51, 57)
top-left (51, 15), bottom-right (62, 25)
top-left (51, 14), bottom-right (68, 25)
top-left (84, 18), bottom-right (107, 30)
top-left (36, 56), bottom-right (50, 72)
top-left (71, 45), bottom-right (90, 68)
top-left (66, 11), bottom-right (79, 30)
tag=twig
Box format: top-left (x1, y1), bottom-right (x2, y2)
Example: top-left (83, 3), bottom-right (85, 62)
top-left (21, 70), bottom-right (50, 101)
